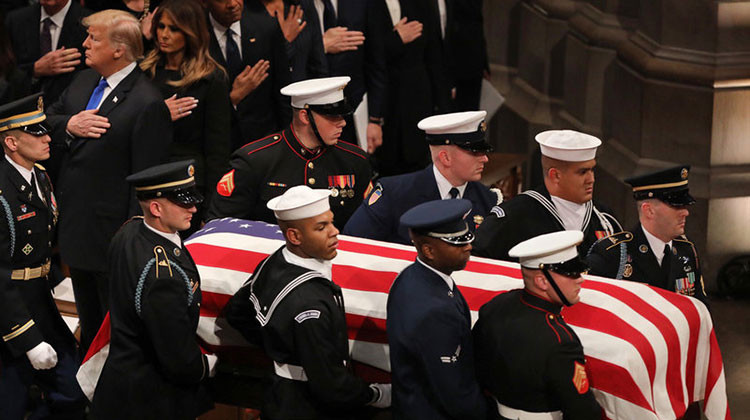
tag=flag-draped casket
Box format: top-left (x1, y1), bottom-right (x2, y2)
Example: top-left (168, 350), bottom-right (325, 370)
top-left (77, 219), bottom-right (730, 420)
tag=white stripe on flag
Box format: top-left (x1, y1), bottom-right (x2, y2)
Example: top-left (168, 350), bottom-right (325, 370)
top-left (593, 389), bottom-right (659, 420)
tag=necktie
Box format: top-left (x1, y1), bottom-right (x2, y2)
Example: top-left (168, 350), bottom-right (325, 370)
top-left (322, 0), bottom-right (336, 30)
top-left (85, 78), bottom-right (109, 111)
top-left (30, 173), bottom-right (46, 206)
top-left (40, 18), bottom-right (53, 55)
top-left (225, 29), bottom-right (243, 81)
top-left (449, 187), bottom-right (459, 199)
top-left (661, 244), bottom-right (672, 278)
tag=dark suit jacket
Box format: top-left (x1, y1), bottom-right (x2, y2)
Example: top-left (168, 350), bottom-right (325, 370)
top-left (207, 8), bottom-right (291, 149)
top-left (343, 165), bottom-right (497, 245)
top-left (325, 0), bottom-right (389, 118)
top-left (387, 260), bottom-right (495, 420)
top-left (443, 0), bottom-right (488, 83)
top-left (46, 67), bottom-right (173, 272)
top-left (5, 1), bottom-right (92, 106)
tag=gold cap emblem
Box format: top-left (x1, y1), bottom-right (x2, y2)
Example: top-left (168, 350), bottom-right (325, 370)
top-left (188, 165), bottom-right (195, 177)
top-left (681, 168), bottom-right (688, 180)
top-left (37, 96), bottom-right (44, 111)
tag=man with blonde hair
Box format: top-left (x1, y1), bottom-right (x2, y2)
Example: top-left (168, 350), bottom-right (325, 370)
top-left (46, 8), bottom-right (173, 355)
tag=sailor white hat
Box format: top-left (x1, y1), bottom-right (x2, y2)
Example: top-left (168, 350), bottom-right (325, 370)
top-left (509, 230), bottom-right (584, 269)
top-left (280, 76), bottom-right (351, 111)
top-left (267, 185), bottom-right (332, 221)
top-left (418, 111), bottom-right (492, 152)
top-left (535, 130), bottom-right (601, 162)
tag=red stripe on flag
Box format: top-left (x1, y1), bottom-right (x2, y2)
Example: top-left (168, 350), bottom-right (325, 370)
top-left (704, 329), bottom-right (729, 419)
top-left (83, 312), bottom-right (111, 364)
top-left (337, 241), bottom-right (416, 261)
top-left (586, 356), bottom-right (653, 412)
top-left (346, 313), bottom-right (388, 344)
top-left (187, 243), bottom-right (265, 273)
top-left (200, 291), bottom-right (232, 318)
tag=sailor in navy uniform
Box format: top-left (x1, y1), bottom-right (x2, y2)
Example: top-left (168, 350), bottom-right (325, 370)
top-left (473, 231), bottom-right (602, 420)
top-left (229, 186), bottom-right (391, 419)
top-left (473, 130), bottom-right (621, 261)
top-left (0, 93), bottom-right (86, 419)
top-left (206, 77), bottom-right (372, 230)
top-left (586, 165), bottom-right (708, 306)
top-left (343, 111), bottom-right (499, 245)
top-left (91, 161), bottom-right (218, 419)
top-left (388, 199), bottom-right (497, 420)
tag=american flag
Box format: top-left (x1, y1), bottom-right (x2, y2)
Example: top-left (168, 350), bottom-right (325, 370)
top-left (77, 219), bottom-right (730, 420)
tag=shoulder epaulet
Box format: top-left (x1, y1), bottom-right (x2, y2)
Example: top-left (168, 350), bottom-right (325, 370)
top-left (153, 245), bottom-right (173, 278)
top-left (239, 132), bottom-right (283, 154)
top-left (597, 231), bottom-right (634, 251)
top-left (34, 163), bottom-right (46, 171)
top-left (332, 141), bottom-right (368, 160)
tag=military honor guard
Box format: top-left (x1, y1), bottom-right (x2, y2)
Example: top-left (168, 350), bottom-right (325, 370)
top-left (227, 185), bottom-right (390, 419)
top-left (473, 230), bottom-right (602, 419)
top-left (586, 165), bottom-right (708, 305)
top-left (343, 110), bottom-right (499, 245)
top-left (473, 129), bottom-right (622, 261)
top-left (0, 93), bottom-right (86, 418)
top-left (206, 76), bottom-right (372, 230)
top-left (91, 161), bottom-right (218, 419)
top-left (387, 199), bottom-right (497, 420)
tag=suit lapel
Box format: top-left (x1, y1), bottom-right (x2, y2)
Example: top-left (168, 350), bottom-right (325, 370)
top-left (240, 12), bottom-right (257, 65)
top-left (5, 163), bottom-right (38, 209)
top-left (97, 67), bottom-right (140, 117)
top-left (423, 165), bottom-right (442, 201)
top-left (57, 2), bottom-right (80, 49)
top-left (207, 16), bottom-right (229, 69)
top-left (631, 225), bottom-right (664, 288)
top-left (27, 5), bottom-right (42, 60)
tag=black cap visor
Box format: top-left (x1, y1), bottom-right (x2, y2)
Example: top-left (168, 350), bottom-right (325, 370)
top-left (658, 189), bottom-right (696, 207)
top-left (307, 99), bottom-right (353, 117)
top-left (456, 140), bottom-right (494, 154)
top-left (541, 257), bottom-right (589, 278)
top-left (21, 121), bottom-right (50, 136)
top-left (166, 186), bottom-right (204, 206)
top-left (438, 231), bottom-right (475, 246)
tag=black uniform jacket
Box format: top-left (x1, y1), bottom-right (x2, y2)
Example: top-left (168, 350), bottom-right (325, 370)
top-left (91, 218), bottom-right (212, 420)
top-left (0, 160), bottom-right (74, 358)
top-left (343, 165), bottom-right (497, 245)
top-left (207, 8), bottom-right (291, 149)
top-left (233, 247), bottom-right (373, 419)
top-left (586, 225), bottom-right (709, 306)
top-left (206, 126), bottom-right (372, 229)
top-left (5, 2), bottom-right (92, 106)
top-left (46, 67), bottom-right (173, 272)
top-left (473, 289), bottom-right (602, 419)
top-left (387, 260), bottom-right (495, 420)
top-left (472, 185), bottom-right (622, 262)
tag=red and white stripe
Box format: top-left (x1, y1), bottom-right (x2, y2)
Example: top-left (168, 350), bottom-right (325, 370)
top-left (77, 224), bottom-right (730, 420)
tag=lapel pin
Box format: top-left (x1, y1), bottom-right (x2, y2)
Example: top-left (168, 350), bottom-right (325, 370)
top-left (250, 38), bottom-right (256, 43)
top-left (113, 96), bottom-right (118, 103)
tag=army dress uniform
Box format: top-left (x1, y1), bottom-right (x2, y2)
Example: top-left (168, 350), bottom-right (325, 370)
top-left (91, 162), bottom-right (214, 420)
top-left (206, 126), bottom-right (371, 229)
top-left (0, 94), bottom-right (85, 419)
top-left (472, 184), bottom-right (621, 261)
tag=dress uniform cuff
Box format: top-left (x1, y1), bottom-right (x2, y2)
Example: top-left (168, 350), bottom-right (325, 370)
top-left (3, 320), bottom-right (44, 358)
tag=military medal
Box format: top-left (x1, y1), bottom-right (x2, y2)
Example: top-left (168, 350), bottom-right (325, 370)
top-left (20, 204), bottom-right (26, 213)
top-left (330, 188), bottom-right (339, 198)
top-left (328, 175), bottom-right (355, 198)
top-left (473, 215), bottom-right (484, 226)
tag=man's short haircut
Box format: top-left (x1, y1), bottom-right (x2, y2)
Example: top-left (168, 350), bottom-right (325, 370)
top-left (83, 10), bottom-right (143, 62)
top-left (541, 155), bottom-right (571, 178)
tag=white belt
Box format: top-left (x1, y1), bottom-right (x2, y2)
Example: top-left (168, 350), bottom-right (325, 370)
top-left (497, 402), bottom-right (562, 420)
top-left (273, 361), bottom-right (308, 382)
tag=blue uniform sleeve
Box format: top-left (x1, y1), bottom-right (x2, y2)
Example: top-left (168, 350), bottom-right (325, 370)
top-left (342, 182), bottom-right (395, 242)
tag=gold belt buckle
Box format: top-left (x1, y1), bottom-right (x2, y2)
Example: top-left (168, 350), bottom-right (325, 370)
top-left (23, 267), bottom-right (32, 281)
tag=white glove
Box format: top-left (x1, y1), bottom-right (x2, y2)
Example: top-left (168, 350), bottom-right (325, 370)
top-left (205, 354), bottom-right (218, 378)
top-left (26, 341), bottom-right (58, 370)
top-left (368, 383), bottom-right (391, 408)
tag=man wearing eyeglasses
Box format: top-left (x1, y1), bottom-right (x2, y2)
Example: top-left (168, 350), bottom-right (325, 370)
top-left (473, 230), bottom-right (602, 420)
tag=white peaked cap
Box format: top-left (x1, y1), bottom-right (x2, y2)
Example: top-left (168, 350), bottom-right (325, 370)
top-left (418, 110), bottom-right (487, 134)
top-left (535, 130), bottom-right (601, 162)
top-left (280, 76), bottom-right (351, 109)
top-left (509, 230), bottom-right (584, 269)
top-left (267, 185), bottom-right (332, 221)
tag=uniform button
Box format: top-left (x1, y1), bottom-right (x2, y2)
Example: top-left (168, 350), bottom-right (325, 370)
top-left (308, 162), bottom-right (314, 169)
top-left (340, 200), bottom-right (344, 206)
top-left (27, 230), bottom-right (32, 235)
top-left (48, 241), bottom-right (51, 246)
top-left (548, 315), bottom-right (554, 320)
top-left (47, 225), bottom-right (51, 231)
top-left (308, 178), bottom-right (316, 185)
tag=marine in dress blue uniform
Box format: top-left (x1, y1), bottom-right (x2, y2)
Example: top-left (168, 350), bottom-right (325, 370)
top-left (388, 199), bottom-right (497, 420)
top-left (343, 111), bottom-right (499, 245)
top-left (586, 165), bottom-right (708, 306)
top-left (0, 93), bottom-right (86, 419)
top-left (91, 161), bottom-right (217, 420)
top-left (473, 130), bottom-right (621, 261)
top-left (473, 231), bottom-right (602, 420)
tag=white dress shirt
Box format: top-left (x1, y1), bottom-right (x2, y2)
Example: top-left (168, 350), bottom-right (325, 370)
top-left (282, 247), bottom-right (333, 281)
top-left (417, 257), bottom-right (454, 291)
top-left (384, 0), bottom-right (401, 27)
top-left (642, 226), bottom-right (672, 266)
top-left (5, 154), bottom-right (45, 199)
top-left (143, 220), bottom-right (183, 248)
top-left (209, 13), bottom-right (243, 61)
top-left (433, 165), bottom-right (467, 199)
top-left (436, 0), bottom-right (446, 39)
top-left (550, 195), bottom-right (587, 231)
top-left (313, 0), bottom-right (338, 36)
top-left (40, 0), bottom-right (72, 52)
top-left (90, 61), bottom-right (137, 110)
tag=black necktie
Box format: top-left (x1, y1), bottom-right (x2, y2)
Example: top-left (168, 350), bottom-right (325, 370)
top-left (449, 187), bottom-right (459, 199)
top-left (225, 29), bottom-right (243, 81)
top-left (661, 244), bottom-right (671, 277)
top-left (30, 173), bottom-right (46, 206)
top-left (322, 0), bottom-right (336, 30)
top-left (40, 17), bottom-right (53, 55)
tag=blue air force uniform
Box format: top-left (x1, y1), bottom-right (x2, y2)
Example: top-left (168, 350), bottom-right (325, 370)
top-left (387, 199), bottom-right (496, 419)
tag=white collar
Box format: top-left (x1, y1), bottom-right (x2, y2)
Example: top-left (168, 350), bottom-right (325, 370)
top-left (282, 247), bottom-right (333, 281)
top-left (209, 13), bottom-right (242, 40)
top-left (5, 154), bottom-right (33, 184)
top-left (432, 165), bottom-right (467, 200)
top-left (642, 225), bottom-right (672, 265)
top-left (416, 257), bottom-right (454, 291)
top-left (40, 0), bottom-right (71, 27)
top-left (550, 195), bottom-right (587, 231)
top-left (143, 219), bottom-right (183, 248)
top-left (103, 61), bottom-right (136, 91)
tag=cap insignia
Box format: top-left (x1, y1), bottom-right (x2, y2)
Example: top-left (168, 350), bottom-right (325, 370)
top-left (37, 96), bottom-right (44, 111)
top-left (473, 215), bottom-right (484, 225)
top-left (681, 168), bottom-right (688, 179)
top-left (479, 120), bottom-right (487, 132)
top-left (188, 164), bottom-right (195, 177)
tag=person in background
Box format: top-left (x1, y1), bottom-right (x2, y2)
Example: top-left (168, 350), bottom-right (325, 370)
top-left (0, 18), bottom-right (32, 104)
top-left (249, 0), bottom-right (328, 82)
top-left (140, 0), bottom-right (231, 236)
